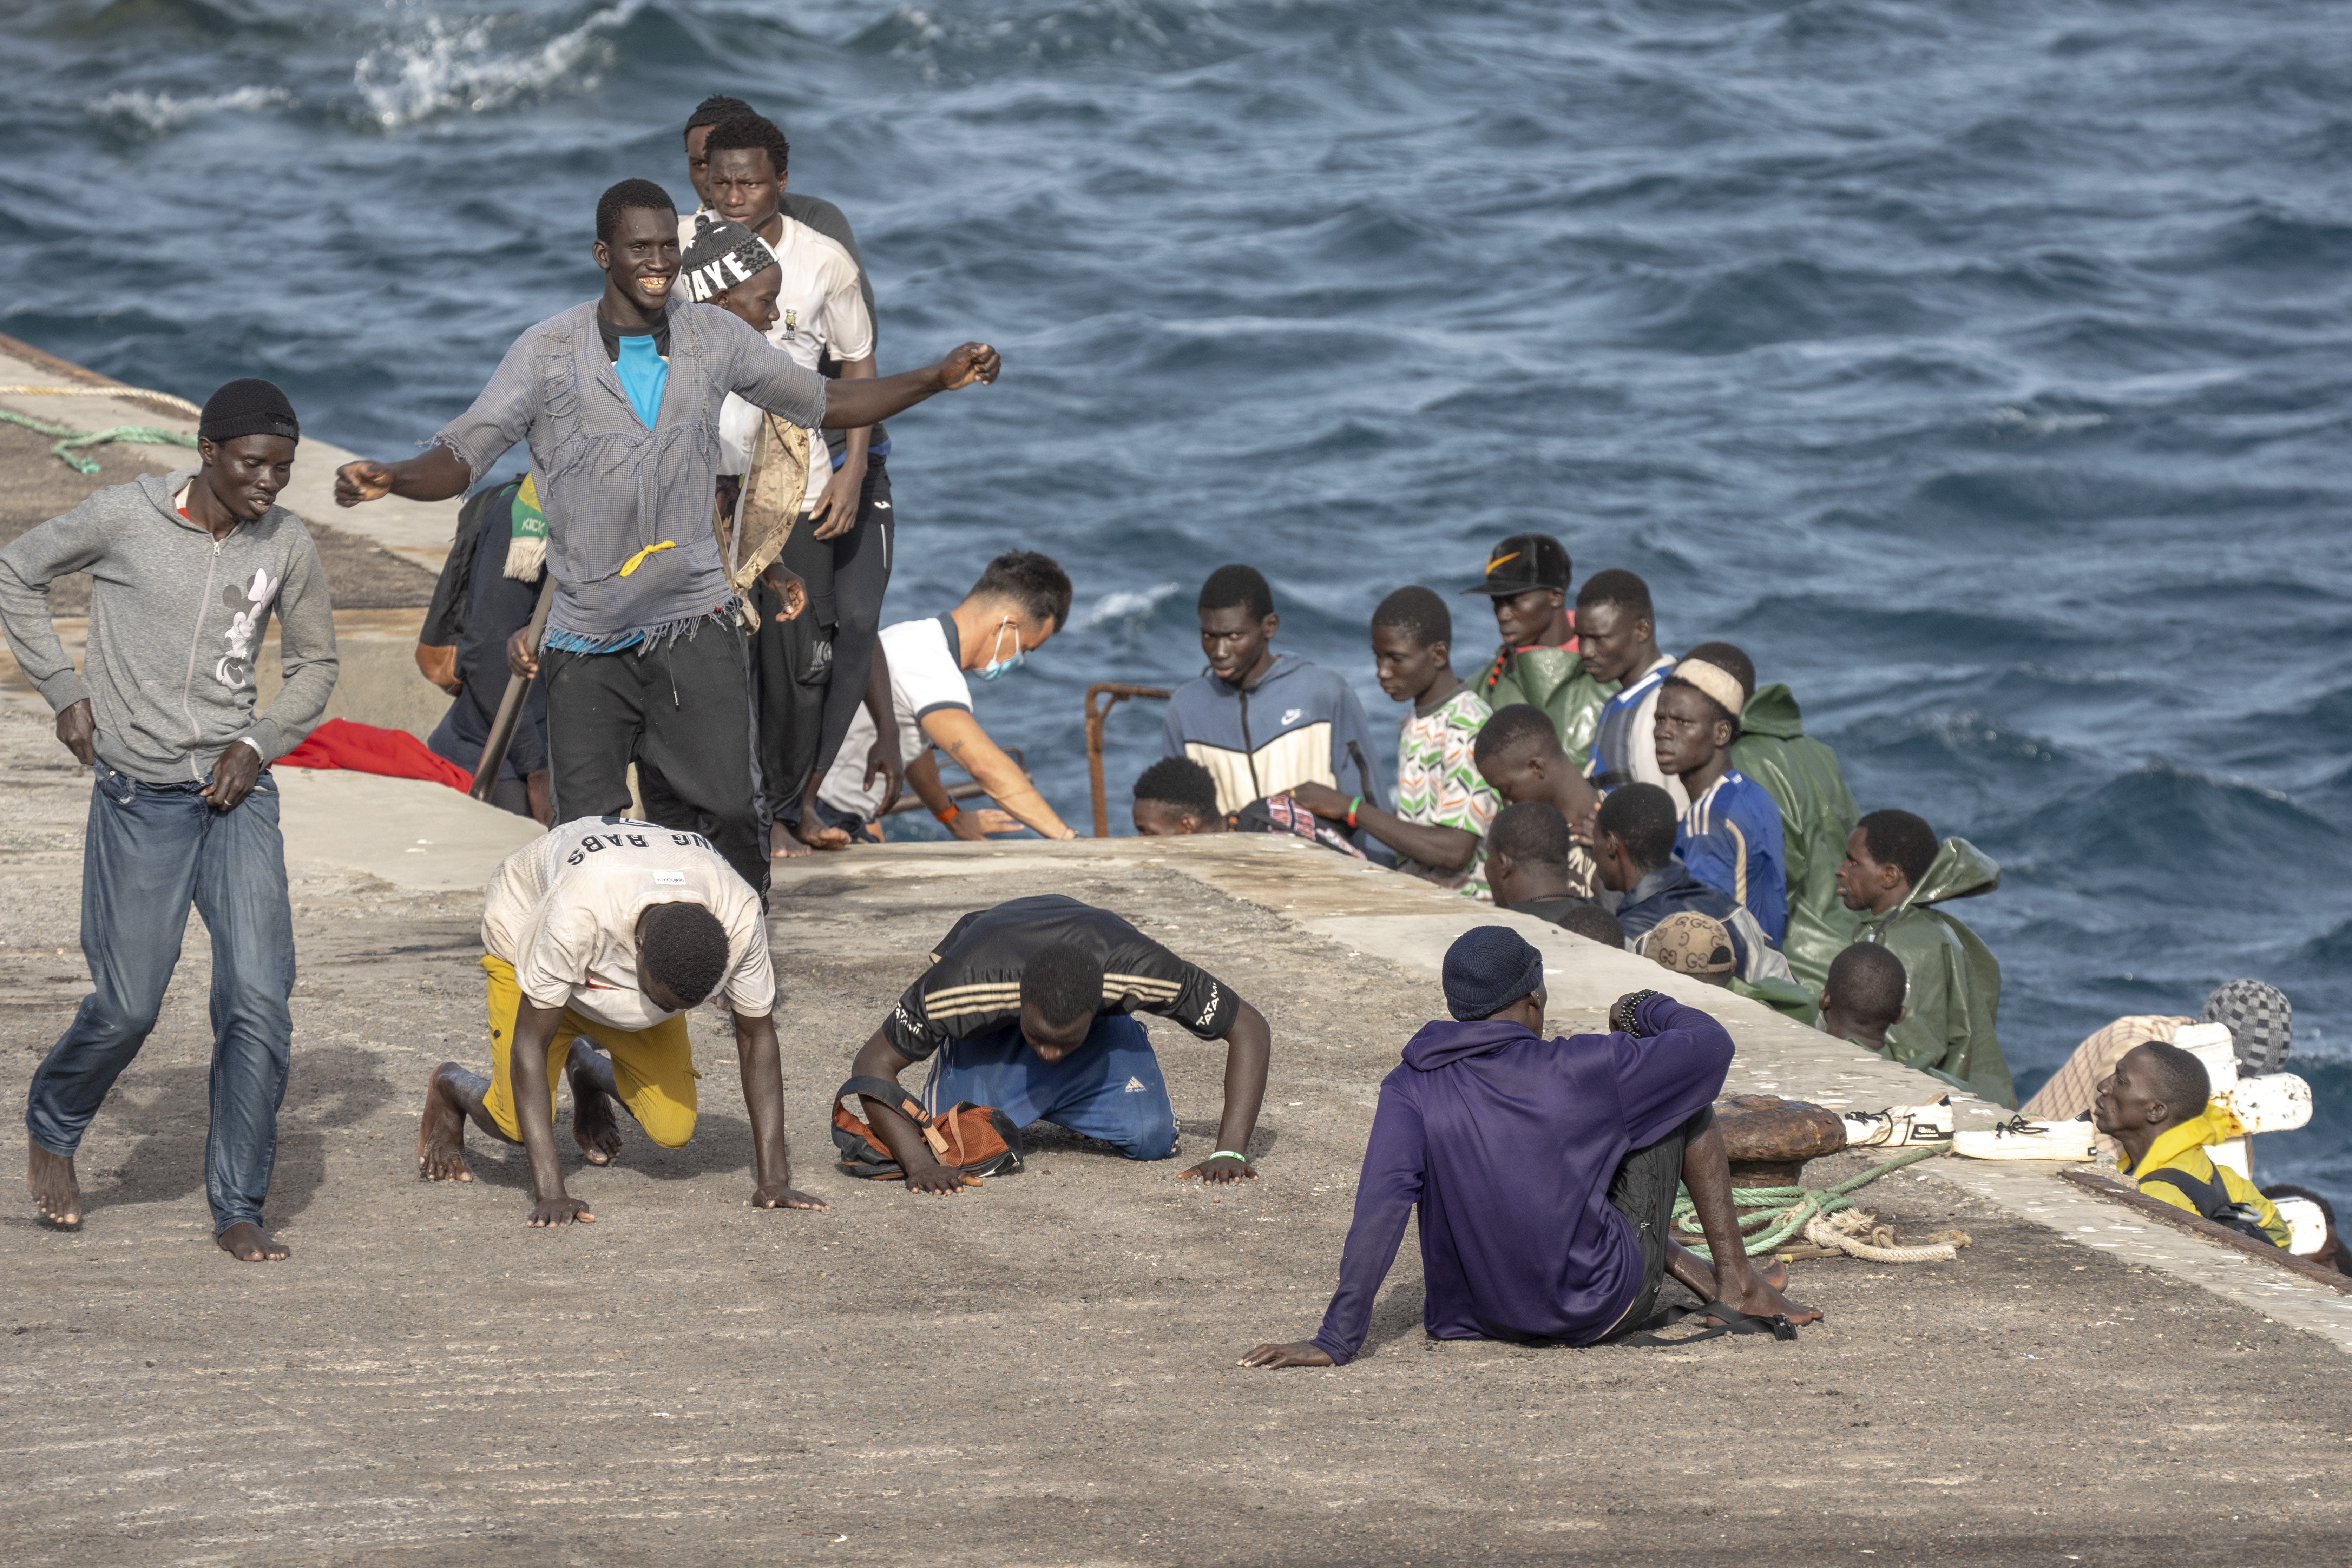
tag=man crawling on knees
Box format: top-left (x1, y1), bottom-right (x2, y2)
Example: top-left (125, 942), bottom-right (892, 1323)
top-left (419, 816), bottom-right (826, 1225)
top-left (1243, 926), bottom-right (1816, 1366)
top-left (845, 895), bottom-right (1272, 1192)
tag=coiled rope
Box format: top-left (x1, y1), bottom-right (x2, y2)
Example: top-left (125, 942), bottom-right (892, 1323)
top-left (1671, 1141), bottom-right (1953, 1261)
top-left (1802, 1210), bottom-right (1966, 1264)
top-left (0, 408), bottom-right (198, 474)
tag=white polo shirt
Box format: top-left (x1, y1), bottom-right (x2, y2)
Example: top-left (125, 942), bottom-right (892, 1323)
top-left (481, 818), bottom-right (775, 1031)
top-left (818, 615), bottom-right (971, 820)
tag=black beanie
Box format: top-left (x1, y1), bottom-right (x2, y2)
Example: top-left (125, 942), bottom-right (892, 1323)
top-left (1442, 926), bottom-right (1548, 1022)
top-left (199, 378), bottom-right (300, 445)
top-left (679, 212), bottom-right (777, 304)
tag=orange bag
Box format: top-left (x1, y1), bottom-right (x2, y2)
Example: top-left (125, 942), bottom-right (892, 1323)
top-left (831, 1076), bottom-right (1025, 1181)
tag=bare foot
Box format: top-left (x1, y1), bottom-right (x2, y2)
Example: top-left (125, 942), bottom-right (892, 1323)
top-left (1720, 1265), bottom-right (1822, 1327)
top-left (216, 1221), bottom-right (289, 1261)
top-left (418, 1063), bottom-right (474, 1182)
top-left (570, 1061), bottom-right (623, 1166)
top-left (1666, 1241), bottom-right (1794, 1304)
top-left (790, 814), bottom-right (853, 854)
top-left (771, 820), bottom-right (812, 860)
top-left (28, 1145), bottom-right (81, 1228)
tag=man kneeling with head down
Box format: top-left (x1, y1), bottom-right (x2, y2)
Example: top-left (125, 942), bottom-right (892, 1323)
top-left (1242, 928), bottom-right (1816, 1367)
top-left (2097, 1040), bottom-right (2289, 1247)
top-left (419, 818), bottom-right (825, 1225)
top-left (846, 895), bottom-right (1274, 1192)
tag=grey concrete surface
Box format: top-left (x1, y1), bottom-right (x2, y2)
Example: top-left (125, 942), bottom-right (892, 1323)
top-left (6, 704), bottom-right (2352, 1566)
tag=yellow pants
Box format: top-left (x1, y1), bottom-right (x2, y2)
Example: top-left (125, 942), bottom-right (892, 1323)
top-left (479, 955), bottom-right (700, 1147)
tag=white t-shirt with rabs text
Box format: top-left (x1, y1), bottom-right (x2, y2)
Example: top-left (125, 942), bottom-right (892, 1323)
top-left (481, 818), bottom-right (776, 1031)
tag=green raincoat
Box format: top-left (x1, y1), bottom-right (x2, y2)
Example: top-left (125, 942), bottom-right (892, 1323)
top-left (1854, 838), bottom-right (2016, 1108)
top-left (1730, 974), bottom-right (1819, 1026)
top-left (1477, 645), bottom-right (1615, 771)
top-left (1730, 684), bottom-right (1861, 990)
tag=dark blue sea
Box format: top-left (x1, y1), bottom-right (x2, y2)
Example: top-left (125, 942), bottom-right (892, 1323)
top-left (6, 0), bottom-right (2349, 1200)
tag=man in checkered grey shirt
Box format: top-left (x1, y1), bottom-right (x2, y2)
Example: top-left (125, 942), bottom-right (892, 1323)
top-left (335, 178), bottom-right (999, 895)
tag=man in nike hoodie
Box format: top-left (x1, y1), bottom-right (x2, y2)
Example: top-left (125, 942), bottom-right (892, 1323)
top-left (1241, 927), bottom-right (1816, 1366)
top-left (1161, 564), bottom-right (1387, 851)
top-left (0, 378), bottom-right (337, 1261)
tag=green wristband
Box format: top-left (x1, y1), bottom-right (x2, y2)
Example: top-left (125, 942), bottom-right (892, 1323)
top-left (1210, 1151), bottom-right (1248, 1162)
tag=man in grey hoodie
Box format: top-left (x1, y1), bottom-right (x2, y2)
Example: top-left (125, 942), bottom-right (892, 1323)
top-left (0, 377), bottom-right (338, 1261)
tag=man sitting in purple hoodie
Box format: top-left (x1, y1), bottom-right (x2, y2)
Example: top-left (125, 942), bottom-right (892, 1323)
top-left (1241, 927), bottom-right (1817, 1366)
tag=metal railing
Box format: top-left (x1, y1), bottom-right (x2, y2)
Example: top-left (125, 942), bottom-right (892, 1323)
top-left (1084, 681), bottom-right (1172, 838)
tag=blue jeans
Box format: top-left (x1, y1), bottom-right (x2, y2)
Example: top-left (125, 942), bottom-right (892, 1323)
top-left (25, 763), bottom-right (295, 1234)
top-left (922, 1014), bottom-right (1178, 1161)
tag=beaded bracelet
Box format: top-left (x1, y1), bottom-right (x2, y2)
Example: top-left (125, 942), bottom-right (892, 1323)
top-left (1612, 989), bottom-right (1662, 1037)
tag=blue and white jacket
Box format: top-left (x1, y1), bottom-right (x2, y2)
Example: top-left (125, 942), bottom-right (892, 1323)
top-left (1677, 770), bottom-right (1789, 945)
top-left (1160, 653), bottom-right (1387, 819)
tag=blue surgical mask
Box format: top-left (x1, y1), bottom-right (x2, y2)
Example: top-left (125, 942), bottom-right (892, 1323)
top-left (976, 620), bottom-right (1025, 682)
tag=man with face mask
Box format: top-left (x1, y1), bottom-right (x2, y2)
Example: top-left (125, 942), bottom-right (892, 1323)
top-left (813, 551), bottom-right (1082, 842)
top-left (842, 895), bottom-right (1273, 1191)
top-left (1, 378), bottom-right (336, 1261)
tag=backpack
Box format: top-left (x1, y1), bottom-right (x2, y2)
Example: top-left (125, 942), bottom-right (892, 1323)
top-left (831, 1076), bottom-right (1025, 1181)
top-left (2139, 1161), bottom-right (2279, 1244)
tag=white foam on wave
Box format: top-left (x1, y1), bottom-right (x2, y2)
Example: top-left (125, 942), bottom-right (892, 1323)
top-left (1077, 580), bottom-right (1182, 632)
top-left (1985, 406), bottom-right (2108, 436)
top-left (87, 86), bottom-right (293, 133)
top-left (354, 1), bottom-right (638, 129)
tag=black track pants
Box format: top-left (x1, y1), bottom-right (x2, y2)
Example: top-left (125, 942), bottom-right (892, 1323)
top-left (811, 457), bottom-right (895, 791)
top-left (543, 625), bottom-right (766, 896)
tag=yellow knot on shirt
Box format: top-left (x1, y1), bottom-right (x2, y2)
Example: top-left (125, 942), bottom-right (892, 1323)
top-left (618, 540), bottom-right (676, 577)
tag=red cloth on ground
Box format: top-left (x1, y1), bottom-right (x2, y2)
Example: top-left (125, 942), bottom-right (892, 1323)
top-left (276, 718), bottom-right (473, 792)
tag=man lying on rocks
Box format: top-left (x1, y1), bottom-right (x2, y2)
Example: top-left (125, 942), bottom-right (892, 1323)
top-left (1242, 927), bottom-right (1816, 1366)
top-left (843, 894), bottom-right (1272, 1191)
top-left (418, 817), bottom-right (826, 1224)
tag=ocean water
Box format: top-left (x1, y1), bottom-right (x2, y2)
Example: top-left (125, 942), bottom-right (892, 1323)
top-left (5, 0), bottom-right (2350, 1201)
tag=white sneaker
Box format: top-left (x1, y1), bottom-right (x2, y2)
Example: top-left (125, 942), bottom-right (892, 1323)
top-left (1952, 1114), bottom-right (2094, 1161)
top-left (1840, 1096), bottom-right (1954, 1148)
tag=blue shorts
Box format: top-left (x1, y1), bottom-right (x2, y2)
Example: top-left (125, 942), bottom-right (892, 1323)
top-left (921, 1013), bottom-right (1178, 1161)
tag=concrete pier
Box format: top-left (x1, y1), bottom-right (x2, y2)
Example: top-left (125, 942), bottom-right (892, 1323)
top-left (5, 336), bottom-right (2350, 1563)
top-left (5, 701), bottom-right (2352, 1566)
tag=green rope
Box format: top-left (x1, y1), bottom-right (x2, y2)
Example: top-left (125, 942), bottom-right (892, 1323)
top-left (1671, 1141), bottom-right (1952, 1260)
top-left (0, 408), bottom-right (197, 474)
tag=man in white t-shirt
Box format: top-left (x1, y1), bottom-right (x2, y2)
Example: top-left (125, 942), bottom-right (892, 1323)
top-left (689, 112), bottom-right (905, 856)
top-left (816, 552), bottom-right (1083, 842)
top-left (416, 817), bottom-right (827, 1226)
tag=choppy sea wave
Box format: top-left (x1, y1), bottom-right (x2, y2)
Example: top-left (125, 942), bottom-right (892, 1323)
top-left (4, 0), bottom-right (2350, 1200)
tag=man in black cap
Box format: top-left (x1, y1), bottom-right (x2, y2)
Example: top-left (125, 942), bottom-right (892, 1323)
top-left (0, 378), bottom-right (338, 1261)
top-left (1466, 532), bottom-right (1615, 771)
